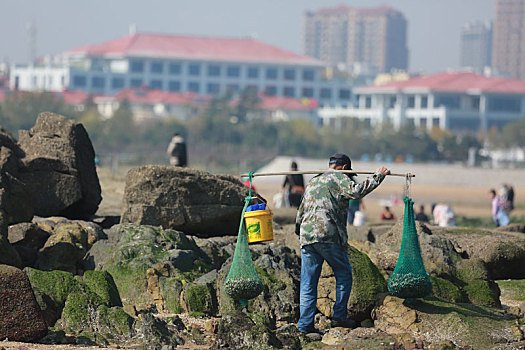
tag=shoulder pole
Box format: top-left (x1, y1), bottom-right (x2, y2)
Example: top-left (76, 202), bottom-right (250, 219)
top-left (240, 170), bottom-right (415, 178)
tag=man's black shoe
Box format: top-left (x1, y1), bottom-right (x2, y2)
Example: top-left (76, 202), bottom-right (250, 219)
top-left (331, 318), bottom-right (357, 329)
top-left (299, 327), bottom-right (322, 334)
top-left (299, 329), bottom-right (323, 342)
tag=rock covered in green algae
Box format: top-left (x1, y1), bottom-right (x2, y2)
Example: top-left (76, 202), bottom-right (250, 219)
top-left (83, 270), bottom-right (122, 307)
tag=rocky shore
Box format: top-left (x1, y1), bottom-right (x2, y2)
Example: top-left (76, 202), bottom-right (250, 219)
top-left (0, 113), bottom-right (524, 349)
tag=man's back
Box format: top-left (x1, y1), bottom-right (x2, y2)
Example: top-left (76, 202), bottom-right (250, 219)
top-left (297, 170), bottom-right (384, 247)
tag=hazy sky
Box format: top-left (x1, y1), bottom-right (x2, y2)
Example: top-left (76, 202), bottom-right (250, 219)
top-left (1, 0), bottom-right (495, 73)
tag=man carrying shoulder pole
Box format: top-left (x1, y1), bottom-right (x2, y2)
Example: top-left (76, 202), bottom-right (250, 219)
top-left (295, 153), bottom-right (390, 334)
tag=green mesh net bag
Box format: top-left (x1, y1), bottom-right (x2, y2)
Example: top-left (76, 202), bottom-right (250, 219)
top-left (387, 196), bottom-right (432, 300)
top-left (224, 175), bottom-right (264, 306)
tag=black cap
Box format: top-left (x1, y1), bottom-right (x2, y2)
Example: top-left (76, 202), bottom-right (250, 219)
top-left (329, 153), bottom-right (352, 169)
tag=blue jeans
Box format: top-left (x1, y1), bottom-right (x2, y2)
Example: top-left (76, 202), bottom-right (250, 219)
top-left (297, 243), bottom-right (353, 333)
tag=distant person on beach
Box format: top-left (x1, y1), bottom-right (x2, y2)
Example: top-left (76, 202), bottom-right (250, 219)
top-left (490, 189), bottom-right (509, 227)
top-left (431, 203), bottom-right (456, 227)
top-left (347, 199), bottom-right (364, 225)
top-left (282, 161), bottom-right (305, 208)
top-left (415, 204), bottom-right (429, 223)
top-left (166, 133), bottom-right (187, 167)
top-left (380, 206), bottom-right (395, 221)
top-left (501, 184), bottom-right (515, 214)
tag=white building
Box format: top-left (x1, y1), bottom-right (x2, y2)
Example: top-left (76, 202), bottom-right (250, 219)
top-left (319, 72), bottom-right (525, 131)
top-left (10, 33), bottom-right (352, 108)
top-left (10, 64), bottom-right (68, 92)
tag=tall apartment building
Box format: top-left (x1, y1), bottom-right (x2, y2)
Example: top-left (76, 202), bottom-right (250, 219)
top-left (460, 21), bottom-right (493, 72)
top-left (492, 0), bottom-right (525, 79)
top-left (303, 5), bottom-right (409, 73)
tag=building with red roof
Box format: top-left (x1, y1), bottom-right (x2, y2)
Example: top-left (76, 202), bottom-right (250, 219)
top-left (10, 32), bottom-right (351, 109)
top-left (319, 72), bottom-right (525, 131)
top-left (86, 87), bottom-right (317, 123)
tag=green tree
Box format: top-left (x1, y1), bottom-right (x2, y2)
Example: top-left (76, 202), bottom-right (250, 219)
top-left (500, 118), bottom-right (525, 148)
top-left (0, 92), bottom-right (74, 133)
top-left (99, 99), bottom-right (135, 152)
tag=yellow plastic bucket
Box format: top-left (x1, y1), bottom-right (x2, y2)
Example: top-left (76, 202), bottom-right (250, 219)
top-left (244, 209), bottom-right (274, 243)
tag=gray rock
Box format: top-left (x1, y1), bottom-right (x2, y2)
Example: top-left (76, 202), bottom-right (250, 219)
top-left (0, 141), bottom-right (33, 225)
top-left (13, 245), bottom-right (38, 268)
top-left (347, 225), bottom-right (374, 242)
top-left (495, 224), bottom-right (525, 233)
top-left (0, 264), bottom-right (48, 341)
top-left (437, 227), bottom-right (525, 279)
top-left (195, 269), bottom-right (218, 285)
top-left (0, 217), bottom-right (22, 268)
top-left (133, 312), bottom-right (183, 348)
top-left (164, 249), bottom-right (195, 272)
top-left (192, 235), bottom-right (235, 269)
top-left (211, 311), bottom-right (281, 350)
top-left (18, 112), bottom-right (101, 219)
top-left (8, 222), bottom-right (50, 249)
top-left (120, 165), bottom-right (256, 237)
top-left (83, 224), bottom-right (212, 313)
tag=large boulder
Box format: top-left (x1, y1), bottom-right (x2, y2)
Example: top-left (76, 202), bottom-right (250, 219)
top-left (0, 264), bottom-right (48, 341)
top-left (0, 128), bottom-right (33, 225)
top-left (372, 295), bottom-right (522, 349)
top-left (121, 165), bottom-right (254, 237)
top-left (18, 112), bottom-right (101, 219)
top-left (366, 220), bottom-right (463, 276)
top-left (25, 267), bottom-right (137, 345)
top-left (83, 224), bottom-right (211, 312)
top-left (437, 227), bottom-right (525, 280)
top-left (8, 222), bottom-right (50, 249)
top-left (36, 222), bottom-right (94, 274)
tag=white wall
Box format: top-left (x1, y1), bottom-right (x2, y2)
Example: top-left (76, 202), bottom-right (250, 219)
top-left (10, 65), bottom-right (69, 92)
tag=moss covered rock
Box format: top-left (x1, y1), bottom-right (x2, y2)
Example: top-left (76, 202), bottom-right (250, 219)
top-left (84, 224), bottom-right (211, 311)
top-left (373, 296), bottom-right (522, 349)
top-left (82, 270), bottom-right (122, 307)
top-left (454, 258), bottom-right (501, 307)
top-left (36, 223), bottom-right (92, 273)
top-left (93, 305), bottom-right (134, 339)
top-left (25, 268), bottom-right (83, 309)
top-left (184, 282), bottom-right (216, 315)
top-left (211, 311), bottom-right (282, 350)
top-left (60, 290), bottom-right (103, 332)
top-left (437, 227), bottom-right (525, 280)
top-left (429, 276), bottom-right (466, 303)
top-left (159, 277), bottom-right (184, 314)
top-left (497, 279), bottom-right (525, 304)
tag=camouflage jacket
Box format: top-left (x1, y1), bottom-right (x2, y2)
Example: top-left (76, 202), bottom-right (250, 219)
top-left (296, 170), bottom-right (385, 247)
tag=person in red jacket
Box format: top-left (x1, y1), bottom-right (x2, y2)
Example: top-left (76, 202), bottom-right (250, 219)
top-left (380, 206), bottom-right (395, 221)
